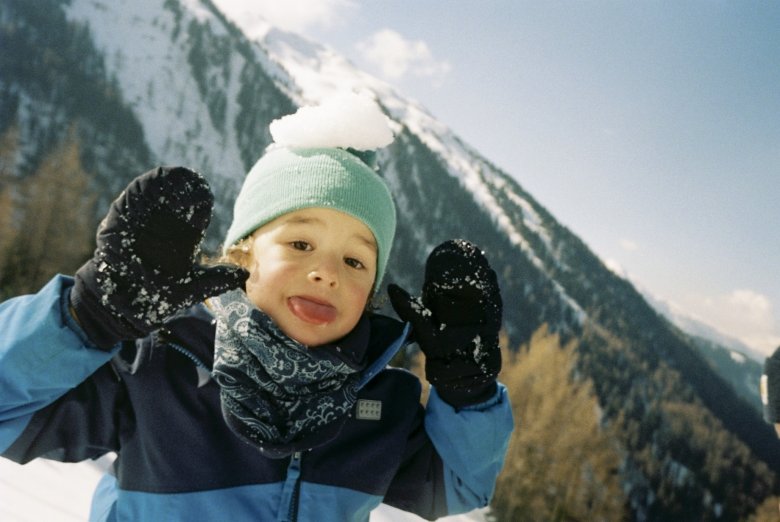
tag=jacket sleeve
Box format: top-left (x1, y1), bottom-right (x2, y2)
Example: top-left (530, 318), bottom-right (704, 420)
top-left (424, 383), bottom-right (513, 515)
top-left (381, 381), bottom-right (513, 519)
top-left (0, 275), bottom-right (121, 462)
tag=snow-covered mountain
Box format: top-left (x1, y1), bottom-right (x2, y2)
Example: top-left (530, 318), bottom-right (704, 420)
top-left (641, 290), bottom-right (764, 408)
top-left (639, 283), bottom-right (764, 362)
top-left (632, 284), bottom-right (765, 413)
top-left (2, 0), bottom-right (778, 518)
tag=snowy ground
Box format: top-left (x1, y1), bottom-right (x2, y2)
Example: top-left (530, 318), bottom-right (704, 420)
top-left (0, 458), bottom-right (486, 521)
top-left (0, 457), bottom-right (108, 521)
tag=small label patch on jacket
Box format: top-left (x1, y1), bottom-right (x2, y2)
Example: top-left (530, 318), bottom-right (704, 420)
top-left (356, 399), bottom-right (382, 420)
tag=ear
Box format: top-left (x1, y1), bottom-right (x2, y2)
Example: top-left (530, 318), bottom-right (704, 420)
top-left (224, 238), bottom-right (254, 269)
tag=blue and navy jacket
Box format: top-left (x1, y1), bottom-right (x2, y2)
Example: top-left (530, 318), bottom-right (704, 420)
top-left (0, 276), bottom-right (513, 521)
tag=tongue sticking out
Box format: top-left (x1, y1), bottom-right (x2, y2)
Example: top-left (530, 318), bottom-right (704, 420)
top-left (288, 296), bottom-right (337, 325)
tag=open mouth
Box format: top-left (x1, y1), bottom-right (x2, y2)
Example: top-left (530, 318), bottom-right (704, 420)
top-left (287, 296), bottom-right (337, 325)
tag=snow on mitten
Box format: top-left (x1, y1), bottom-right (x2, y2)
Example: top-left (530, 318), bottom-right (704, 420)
top-left (389, 239), bottom-right (502, 407)
top-left (761, 347), bottom-right (780, 425)
top-left (71, 166), bottom-right (248, 350)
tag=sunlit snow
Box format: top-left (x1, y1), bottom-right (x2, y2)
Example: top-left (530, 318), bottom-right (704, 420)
top-left (730, 350), bottom-right (746, 364)
top-left (0, 458), bottom-right (487, 521)
top-left (63, 0), bottom-right (247, 187)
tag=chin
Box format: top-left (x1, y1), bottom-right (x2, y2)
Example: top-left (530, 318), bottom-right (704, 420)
top-left (286, 326), bottom-right (341, 348)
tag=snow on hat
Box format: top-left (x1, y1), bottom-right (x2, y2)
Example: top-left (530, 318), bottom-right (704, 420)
top-left (224, 92), bottom-right (397, 291)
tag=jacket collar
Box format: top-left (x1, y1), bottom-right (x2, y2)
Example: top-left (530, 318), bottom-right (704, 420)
top-left (157, 304), bottom-right (411, 388)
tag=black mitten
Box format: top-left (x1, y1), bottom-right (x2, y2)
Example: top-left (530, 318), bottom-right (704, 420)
top-left (389, 239), bottom-right (502, 407)
top-left (762, 346), bottom-right (780, 425)
top-left (71, 166), bottom-right (248, 350)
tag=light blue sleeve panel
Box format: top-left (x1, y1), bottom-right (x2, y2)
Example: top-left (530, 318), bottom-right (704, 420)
top-left (424, 383), bottom-right (514, 514)
top-left (0, 275), bottom-right (117, 450)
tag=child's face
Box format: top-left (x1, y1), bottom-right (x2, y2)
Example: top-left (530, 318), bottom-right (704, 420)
top-left (243, 207), bottom-right (377, 347)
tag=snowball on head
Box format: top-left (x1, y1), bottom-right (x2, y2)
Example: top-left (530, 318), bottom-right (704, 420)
top-left (269, 92), bottom-right (394, 151)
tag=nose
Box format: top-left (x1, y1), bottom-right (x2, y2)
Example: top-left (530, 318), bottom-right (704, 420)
top-left (308, 257), bottom-right (339, 288)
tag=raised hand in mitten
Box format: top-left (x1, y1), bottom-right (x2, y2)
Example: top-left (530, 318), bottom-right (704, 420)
top-left (71, 166), bottom-right (248, 350)
top-left (389, 239), bottom-right (502, 407)
top-left (761, 346), bottom-right (780, 436)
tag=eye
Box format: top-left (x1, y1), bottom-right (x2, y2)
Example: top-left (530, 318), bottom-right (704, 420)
top-left (290, 241), bottom-right (311, 251)
top-left (345, 257), bottom-right (365, 270)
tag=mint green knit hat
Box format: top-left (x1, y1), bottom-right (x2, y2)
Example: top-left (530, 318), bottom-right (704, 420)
top-left (224, 146), bottom-right (396, 290)
top-left (225, 94), bottom-right (397, 290)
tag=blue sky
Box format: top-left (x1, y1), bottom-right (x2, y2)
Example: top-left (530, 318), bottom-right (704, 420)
top-left (216, 0), bottom-right (780, 356)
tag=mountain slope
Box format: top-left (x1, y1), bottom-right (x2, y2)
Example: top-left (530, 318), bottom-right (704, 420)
top-left (640, 289), bottom-right (764, 412)
top-left (1, 0), bottom-right (778, 518)
top-left (687, 333), bottom-right (763, 413)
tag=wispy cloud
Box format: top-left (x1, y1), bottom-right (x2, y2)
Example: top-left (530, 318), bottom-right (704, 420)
top-left (683, 289), bottom-right (780, 356)
top-left (356, 29), bottom-right (451, 84)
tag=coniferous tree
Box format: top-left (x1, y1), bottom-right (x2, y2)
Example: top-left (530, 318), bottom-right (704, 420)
top-left (0, 125), bottom-right (18, 262)
top-left (492, 326), bottom-right (627, 521)
top-left (0, 129), bottom-right (95, 297)
top-left (749, 495), bottom-right (780, 521)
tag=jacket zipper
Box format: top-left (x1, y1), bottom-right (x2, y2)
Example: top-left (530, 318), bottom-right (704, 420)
top-left (166, 342), bottom-right (213, 386)
top-left (166, 341), bottom-right (303, 521)
top-left (167, 342), bottom-right (208, 370)
top-left (280, 451), bottom-right (302, 522)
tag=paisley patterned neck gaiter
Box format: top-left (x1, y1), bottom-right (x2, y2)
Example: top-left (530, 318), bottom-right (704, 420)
top-left (210, 289), bottom-right (370, 458)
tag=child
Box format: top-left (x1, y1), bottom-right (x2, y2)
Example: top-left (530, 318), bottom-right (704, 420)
top-left (0, 94), bottom-right (513, 521)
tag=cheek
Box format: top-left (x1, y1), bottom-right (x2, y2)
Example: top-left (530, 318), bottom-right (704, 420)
top-left (244, 257), bottom-right (297, 303)
top-left (248, 258), bottom-right (262, 285)
top-left (346, 282), bottom-right (372, 312)
top-left (245, 258), bottom-right (277, 309)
